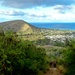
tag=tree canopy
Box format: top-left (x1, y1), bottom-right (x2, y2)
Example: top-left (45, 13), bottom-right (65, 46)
top-left (0, 33), bottom-right (48, 75)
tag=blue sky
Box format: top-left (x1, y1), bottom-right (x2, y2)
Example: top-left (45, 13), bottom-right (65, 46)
top-left (0, 0), bottom-right (75, 22)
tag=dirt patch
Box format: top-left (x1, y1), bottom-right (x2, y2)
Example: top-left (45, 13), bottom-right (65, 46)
top-left (45, 67), bottom-right (61, 75)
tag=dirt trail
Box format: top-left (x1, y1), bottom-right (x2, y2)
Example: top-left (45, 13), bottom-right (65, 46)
top-left (45, 67), bottom-right (61, 75)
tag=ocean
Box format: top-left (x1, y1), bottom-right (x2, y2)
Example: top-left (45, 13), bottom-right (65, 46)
top-left (30, 23), bottom-right (75, 30)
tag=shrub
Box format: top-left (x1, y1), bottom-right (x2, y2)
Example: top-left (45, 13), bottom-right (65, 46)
top-left (0, 33), bottom-right (48, 75)
top-left (64, 39), bottom-right (75, 75)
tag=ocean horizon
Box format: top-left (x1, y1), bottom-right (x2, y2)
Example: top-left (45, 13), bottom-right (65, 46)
top-left (30, 23), bottom-right (75, 30)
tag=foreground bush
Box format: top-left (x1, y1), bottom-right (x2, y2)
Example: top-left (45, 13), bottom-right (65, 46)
top-left (0, 34), bottom-right (48, 75)
top-left (64, 39), bottom-right (75, 75)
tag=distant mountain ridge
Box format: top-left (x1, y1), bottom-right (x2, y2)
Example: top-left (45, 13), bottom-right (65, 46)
top-left (0, 20), bottom-right (40, 33)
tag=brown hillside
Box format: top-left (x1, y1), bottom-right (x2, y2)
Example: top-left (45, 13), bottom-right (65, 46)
top-left (0, 20), bottom-right (40, 34)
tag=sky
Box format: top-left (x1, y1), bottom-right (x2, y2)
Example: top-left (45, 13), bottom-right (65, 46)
top-left (0, 0), bottom-right (75, 22)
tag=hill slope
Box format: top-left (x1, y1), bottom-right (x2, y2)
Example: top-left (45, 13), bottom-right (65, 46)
top-left (0, 20), bottom-right (40, 33)
top-left (0, 20), bottom-right (43, 40)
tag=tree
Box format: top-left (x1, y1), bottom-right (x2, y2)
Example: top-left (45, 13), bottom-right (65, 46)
top-left (0, 32), bottom-right (48, 75)
top-left (64, 39), bottom-right (75, 75)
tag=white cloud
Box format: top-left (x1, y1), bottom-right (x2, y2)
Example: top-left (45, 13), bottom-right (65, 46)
top-left (0, 4), bottom-right (75, 22)
top-left (0, 10), bottom-right (13, 15)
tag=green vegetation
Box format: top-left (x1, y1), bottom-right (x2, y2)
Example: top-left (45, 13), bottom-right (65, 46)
top-left (1, 20), bottom-right (75, 75)
top-left (63, 39), bottom-right (75, 75)
top-left (38, 38), bottom-right (75, 75)
top-left (0, 33), bottom-right (48, 75)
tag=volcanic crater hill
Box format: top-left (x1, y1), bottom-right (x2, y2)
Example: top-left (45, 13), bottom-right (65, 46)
top-left (0, 20), bottom-right (40, 34)
top-left (0, 20), bottom-right (43, 40)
